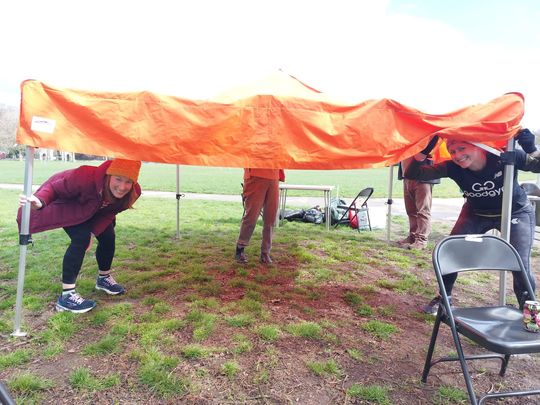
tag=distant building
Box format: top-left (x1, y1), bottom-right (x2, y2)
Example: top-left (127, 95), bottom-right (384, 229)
top-left (38, 148), bottom-right (75, 161)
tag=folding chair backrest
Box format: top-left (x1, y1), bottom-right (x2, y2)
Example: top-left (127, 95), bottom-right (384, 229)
top-left (434, 235), bottom-right (524, 277)
top-left (353, 187), bottom-right (373, 207)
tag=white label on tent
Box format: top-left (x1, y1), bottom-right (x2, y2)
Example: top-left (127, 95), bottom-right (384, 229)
top-left (31, 116), bottom-right (56, 134)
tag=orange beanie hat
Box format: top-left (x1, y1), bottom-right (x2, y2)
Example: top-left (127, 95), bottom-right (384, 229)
top-left (106, 159), bottom-right (141, 183)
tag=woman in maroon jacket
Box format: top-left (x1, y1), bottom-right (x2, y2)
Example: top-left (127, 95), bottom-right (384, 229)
top-left (18, 159), bottom-right (142, 313)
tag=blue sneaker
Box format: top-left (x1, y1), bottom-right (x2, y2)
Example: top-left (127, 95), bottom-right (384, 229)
top-left (56, 292), bottom-right (96, 313)
top-left (95, 275), bottom-right (125, 295)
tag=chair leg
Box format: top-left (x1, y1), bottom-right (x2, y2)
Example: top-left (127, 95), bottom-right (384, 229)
top-left (334, 210), bottom-right (349, 228)
top-left (448, 323), bottom-right (479, 405)
top-left (500, 354), bottom-right (511, 377)
top-left (421, 314), bottom-right (442, 383)
top-left (479, 388), bottom-right (540, 404)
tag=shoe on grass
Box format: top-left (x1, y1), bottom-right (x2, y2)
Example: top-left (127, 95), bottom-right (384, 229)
top-left (56, 292), bottom-right (96, 313)
top-left (260, 253), bottom-right (273, 264)
top-left (235, 246), bottom-right (248, 264)
top-left (397, 236), bottom-right (414, 245)
top-left (95, 275), bottom-right (125, 295)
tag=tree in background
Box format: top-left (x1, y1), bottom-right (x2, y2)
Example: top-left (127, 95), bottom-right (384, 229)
top-left (0, 103), bottom-right (18, 152)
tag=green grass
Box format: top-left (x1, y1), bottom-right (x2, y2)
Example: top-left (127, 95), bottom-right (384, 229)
top-left (347, 348), bottom-right (364, 361)
top-left (180, 344), bottom-right (211, 359)
top-left (8, 372), bottom-right (53, 404)
top-left (361, 320), bottom-right (399, 340)
top-left (347, 384), bottom-right (391, 404)
top-left (69, 367), bottom-right (120, 391)
top-left (82, 334), bottom-right (123, 356)
top-left (225, 313), bottom-right (255, 328)
top-left (0, 182), bottom-right (526, 403)
top-left (220, 361), bottom-right (240, 379)
top-left (433, 385), bottom-right (469, 404)
top-left (1, 159), bottom-right (521, 198)
top-left (135, 347), bottom-right (187, 398)
top-left (307, 359), bottom-right (343, 377)
top-left (0, 349), bottom-right (33, 369)
top-left (256, 325), bottom-right (281, 342)
top-left (232, 333), bottom-right (253, 354)
top-left (343, 291), bottom-right (375, 316)
top-left (285, 321), bottom-right (323, 339)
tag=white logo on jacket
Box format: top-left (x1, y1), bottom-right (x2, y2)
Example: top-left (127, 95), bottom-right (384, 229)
top-left (464, 181), bottom-right (502, 198)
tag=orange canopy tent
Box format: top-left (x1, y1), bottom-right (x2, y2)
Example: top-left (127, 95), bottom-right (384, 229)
top-left (16, 71), bottom-right (524, 169)
top-left (12, 72), bottom-right (526, 337)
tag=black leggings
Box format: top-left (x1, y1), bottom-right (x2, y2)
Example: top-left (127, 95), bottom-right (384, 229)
top-left (62, 221), bottom-right (115, 284)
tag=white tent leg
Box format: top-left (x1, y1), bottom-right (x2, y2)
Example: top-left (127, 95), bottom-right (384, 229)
top-left (12, 146), bottom-right (35, 337)
top-left (176, 165), bottom-right (181, 238)
top-left (498, 138), bottom-right (515, 305)
top-left (386, 165), bottom-right (395, 242)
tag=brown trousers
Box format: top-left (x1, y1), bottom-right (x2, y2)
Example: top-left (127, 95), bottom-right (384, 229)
top-left (237, 176), bottom-right (279, 254)
top-left (403, 179), bottom-right (433, 243)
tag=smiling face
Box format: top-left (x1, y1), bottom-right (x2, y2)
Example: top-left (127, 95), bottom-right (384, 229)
top-left (108, 175), bottom-right (134, 199)
top-left (447, 141), bottom-right (486, 171)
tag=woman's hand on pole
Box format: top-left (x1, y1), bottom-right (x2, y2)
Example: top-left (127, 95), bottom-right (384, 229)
top-left (19, 194), bottom-right (43, 210)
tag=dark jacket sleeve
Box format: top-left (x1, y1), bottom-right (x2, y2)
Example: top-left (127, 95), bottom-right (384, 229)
top-left (516, 129), bottom-right (538, 154)
top-left (404, 159), bottom-right (449, 181)
top-left (520, 152), bottom-right (540, 173)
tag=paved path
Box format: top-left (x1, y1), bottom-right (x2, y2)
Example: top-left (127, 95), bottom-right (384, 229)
top-left (1, 183), bottom-right (463, 229)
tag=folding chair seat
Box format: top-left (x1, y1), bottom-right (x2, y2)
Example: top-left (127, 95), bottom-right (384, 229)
top-left (333, 187), bottom-right (373, 231)
top-left (422, 234), bottom-right (540, 405)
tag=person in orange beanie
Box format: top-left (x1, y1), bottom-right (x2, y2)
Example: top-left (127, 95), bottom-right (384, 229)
top-left (17, 158), bottom-right (142, 313)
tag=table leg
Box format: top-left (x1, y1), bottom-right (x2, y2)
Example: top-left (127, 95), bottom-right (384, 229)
top-left (275, 190), bottom-right (282, 227)
top-left (282, 190), bottom-right (287, 226)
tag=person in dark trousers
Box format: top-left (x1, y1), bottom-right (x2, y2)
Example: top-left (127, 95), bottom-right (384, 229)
top-left (405, 130), bottom-right (540, 314)
top-left (235, 169), bottom-right (284, 264)
top-left (398, 154), bottom-right (440, 250)
top-left (18, 159), bottom-right (142, 313)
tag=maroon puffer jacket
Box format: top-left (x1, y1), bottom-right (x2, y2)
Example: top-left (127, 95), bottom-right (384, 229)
top-left (16, 160), bottom-right (142, 236)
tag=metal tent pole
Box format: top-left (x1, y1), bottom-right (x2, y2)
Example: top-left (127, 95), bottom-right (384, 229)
top-left (12, 146), bottom-right (35, 337)
top-left (386, 165), bottom-right (395, 242)
top-left (498, 138), bottom-right (515, 305)
top-left (175, 165), bottom-right (182, 239)
top-left (471, 140), bottom-right (515, 305)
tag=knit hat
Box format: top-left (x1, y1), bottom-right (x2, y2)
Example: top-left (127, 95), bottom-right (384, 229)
top-left (106, 159), bottom-right (141, 183)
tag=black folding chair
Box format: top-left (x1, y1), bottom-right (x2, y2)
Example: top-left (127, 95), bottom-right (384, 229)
top-left (333, 187), bottom-right (373, 231)
top-left (422, 234), bottom-right (540, 405)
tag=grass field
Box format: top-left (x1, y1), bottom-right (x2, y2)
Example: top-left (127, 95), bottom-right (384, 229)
top-left (1, 162), bottom-right (540, 404)
top-left (0, 189), bottom-right (460, 404)
top-left (6, 159), bottom-right (538, 199)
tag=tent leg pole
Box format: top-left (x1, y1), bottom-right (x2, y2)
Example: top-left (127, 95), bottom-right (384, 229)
top-left (176, 165), bottom-right (181, 239)
top-left (13, 146), bottom-right (35, 337)
top-left (498, 138), bottom-right (515, 305)
top-left (386, 165), bottom-right (395, 242)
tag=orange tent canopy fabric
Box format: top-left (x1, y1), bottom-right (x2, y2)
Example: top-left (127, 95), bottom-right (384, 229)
top-left (16, 72), bottom-right (524, 169)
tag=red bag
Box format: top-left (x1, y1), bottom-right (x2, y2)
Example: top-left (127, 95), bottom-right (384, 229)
top-left (279, 169), bottom-right (285, 182)
top-left (348, 203), bottom-right (358, 229)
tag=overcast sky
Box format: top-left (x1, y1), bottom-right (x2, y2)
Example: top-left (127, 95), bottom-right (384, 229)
top-left (2, 0), bottom-right (539, 128)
